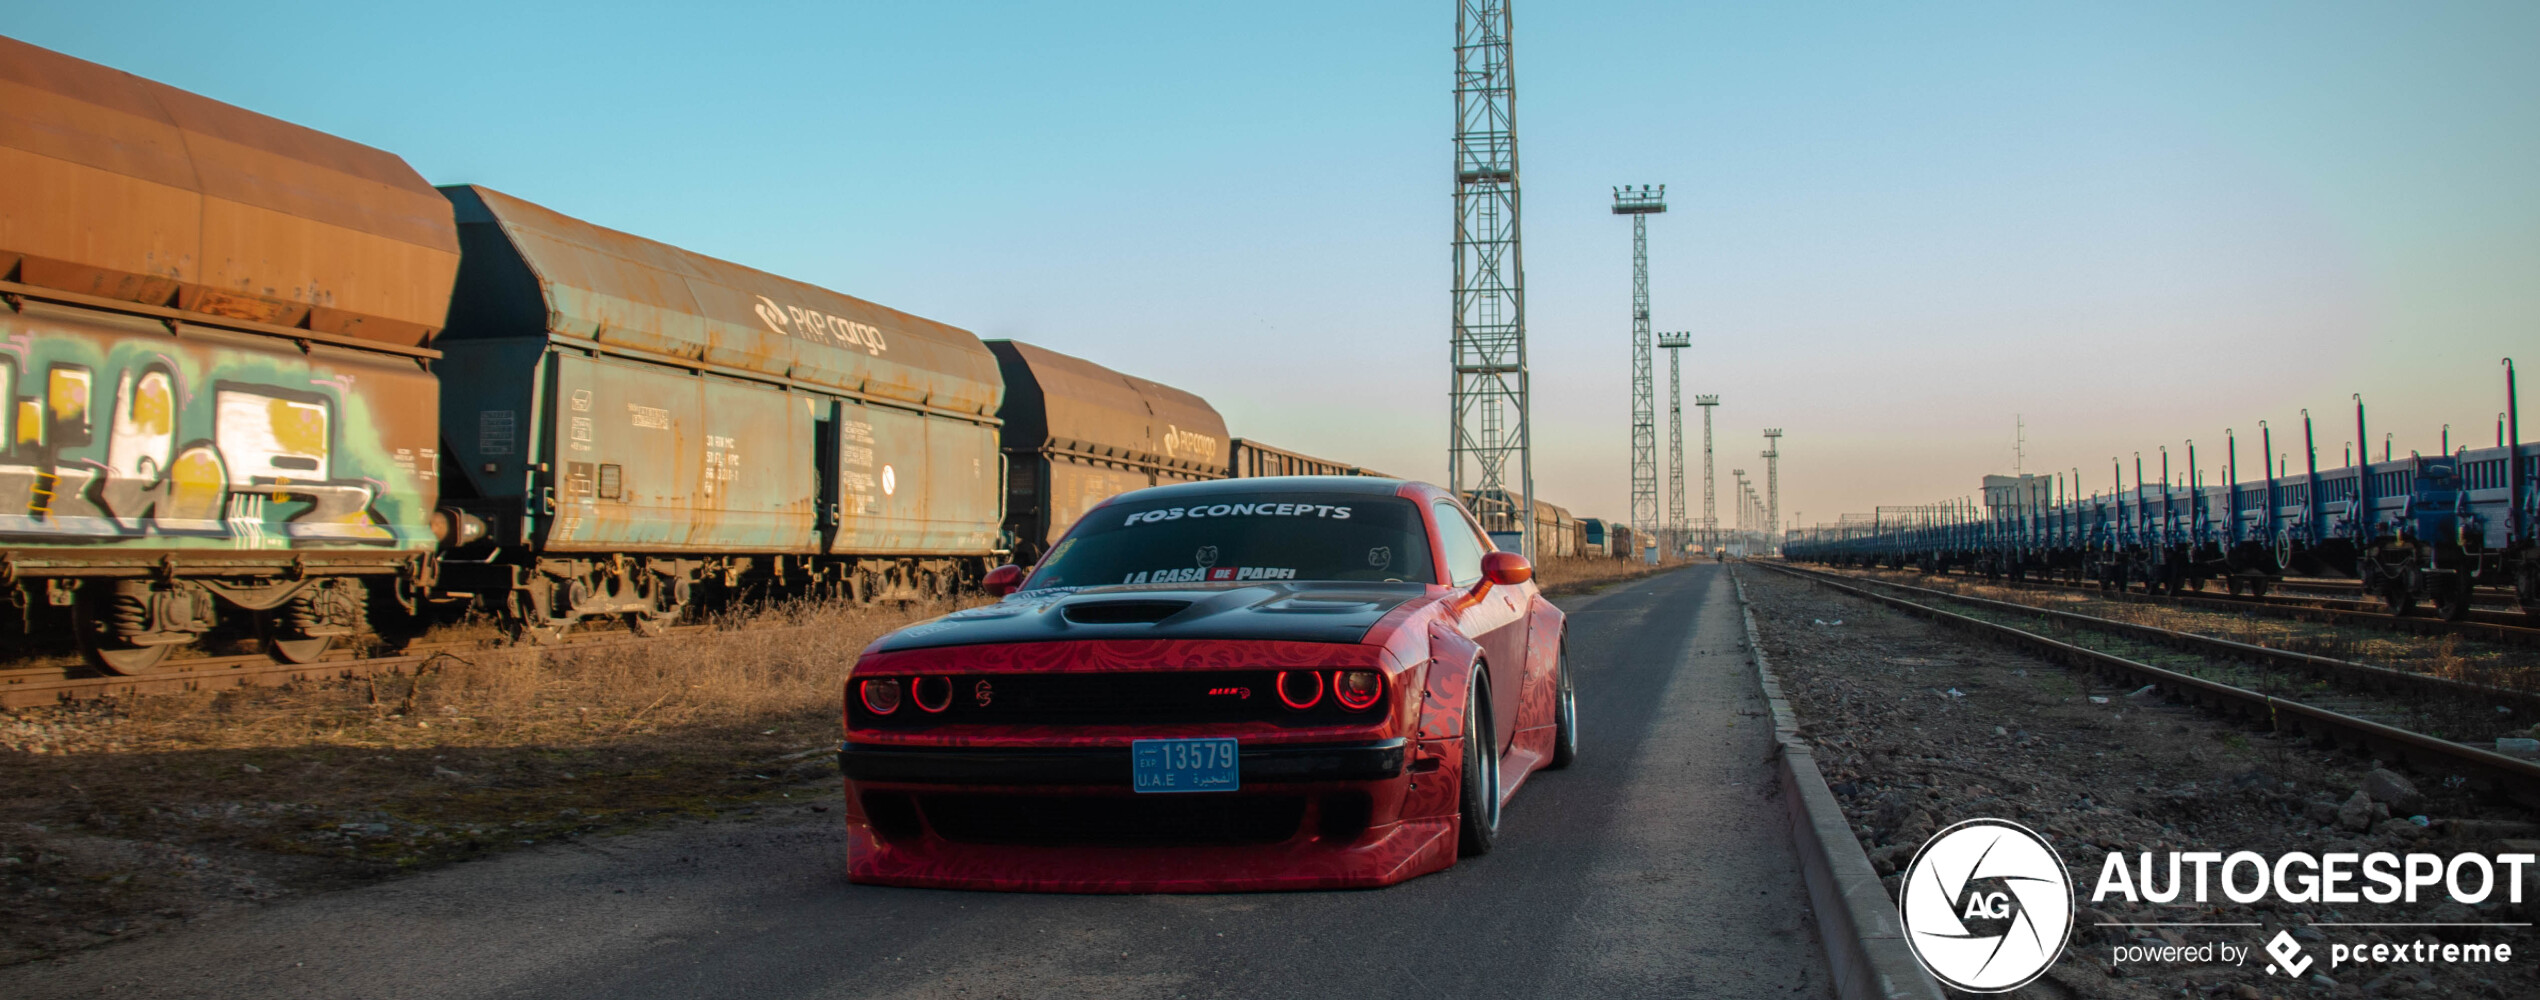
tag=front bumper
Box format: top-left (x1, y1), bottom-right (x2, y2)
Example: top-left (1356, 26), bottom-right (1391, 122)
top-left (840, 737), bottom-right (1462, 892)
top-left (837, 738), bottom-right (1407, 786)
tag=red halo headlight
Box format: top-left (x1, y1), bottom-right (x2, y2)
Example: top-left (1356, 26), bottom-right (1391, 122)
top-left (1275, 670), bottom-right (1324, 710)
top-left (1333, 669), bottom-right (1384, 711)
top-left (860, 677), bottom-right (903, 715)
top-left (911, 675), bottom-right (952, 713)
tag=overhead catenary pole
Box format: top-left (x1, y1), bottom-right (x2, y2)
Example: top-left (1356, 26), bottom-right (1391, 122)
top-left (1613, 184), bottom-right (1666, 549)
top-left (1450, 0), bottom-right (1535, 555)
top-left (1658, 332), bottom-right (1690, 557)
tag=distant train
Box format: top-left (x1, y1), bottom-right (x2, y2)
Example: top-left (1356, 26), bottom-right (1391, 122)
top-left (0, 37), bottom-right (1631, 673)
top-left (1784, 375), bottom-right (2538, 620)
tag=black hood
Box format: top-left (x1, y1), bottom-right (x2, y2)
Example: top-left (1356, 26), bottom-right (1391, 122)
top-left (870, 581), bottom-right (1430, 653)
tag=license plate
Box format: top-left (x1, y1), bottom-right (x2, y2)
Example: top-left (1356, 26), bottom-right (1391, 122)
top-left (1132, 737), bottom-right (1239, 793)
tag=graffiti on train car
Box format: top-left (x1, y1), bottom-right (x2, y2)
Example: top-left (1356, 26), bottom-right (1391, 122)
top-left (0, 319), bottom-right (427, 548)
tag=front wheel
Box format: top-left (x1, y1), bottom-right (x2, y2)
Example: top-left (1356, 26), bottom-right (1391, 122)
top-left (1547, 646), bottom-right (1577, 770)
top-left (1456, 676), bottom-right (1501, 857)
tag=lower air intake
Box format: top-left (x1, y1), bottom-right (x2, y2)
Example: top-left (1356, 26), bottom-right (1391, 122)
top-left (919, 794), bottom-right (1305, 846)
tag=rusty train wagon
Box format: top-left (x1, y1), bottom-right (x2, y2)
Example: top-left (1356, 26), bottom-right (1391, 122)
top-left (1228, 438), bottom-right (1393, 479)
top-left (431, 187), bottom-right (1005, 638)
top-left (987, 341), bottom-right (1229, 564)
top-left (0, 38), bottom-right (457, 672)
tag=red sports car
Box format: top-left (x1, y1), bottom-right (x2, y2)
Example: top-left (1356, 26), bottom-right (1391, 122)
top-left (838, 476), bottom-right (1575, 892)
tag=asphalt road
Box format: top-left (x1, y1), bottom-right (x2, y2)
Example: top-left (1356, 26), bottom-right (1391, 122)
top-left (5, 564), bottom-right (1834, 1000)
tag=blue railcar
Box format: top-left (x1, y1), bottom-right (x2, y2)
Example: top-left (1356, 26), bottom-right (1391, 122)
top-left (1786, 369), bottom-right (2539, 621)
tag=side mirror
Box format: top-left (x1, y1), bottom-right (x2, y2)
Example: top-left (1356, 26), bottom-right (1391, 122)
top-left (982, 564), bottom-right (1027, 597)
top-left (1480, 551), bottom-right (1533, 587)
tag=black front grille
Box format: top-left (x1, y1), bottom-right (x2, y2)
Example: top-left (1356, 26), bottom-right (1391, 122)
top-left (853, 669), bottom-right (1378, 727)
top-left (918, 793), bottom-right (1306, 846)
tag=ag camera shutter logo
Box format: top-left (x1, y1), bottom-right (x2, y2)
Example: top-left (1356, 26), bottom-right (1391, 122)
top-left (1899, 818), bottom-right (2074, 993)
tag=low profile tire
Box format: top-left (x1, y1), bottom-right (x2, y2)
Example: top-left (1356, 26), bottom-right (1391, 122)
top-left (1456, 676), bottom-right (1501, 858)
top-left (1547, 645), bottom-right (1578, 770)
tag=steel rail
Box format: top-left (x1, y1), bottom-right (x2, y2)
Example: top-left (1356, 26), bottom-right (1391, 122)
top-left (1776, 565), bottom-right (2540, 714)
top-left (1833, 565), bottom-right (2540, 648)
top-left (1752, 562), bottom-right (2540, 808)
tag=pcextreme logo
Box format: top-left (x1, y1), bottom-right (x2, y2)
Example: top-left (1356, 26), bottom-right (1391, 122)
top-left (1898, 818), bottom-right (2075, 993)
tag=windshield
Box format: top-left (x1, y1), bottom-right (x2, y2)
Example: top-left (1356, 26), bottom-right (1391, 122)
top-left (1025, 493), bottom-right (1437, 589)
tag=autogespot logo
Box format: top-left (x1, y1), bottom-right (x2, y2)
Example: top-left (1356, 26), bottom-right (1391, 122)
top-left (1899, 818), bottom-right (2076, 993)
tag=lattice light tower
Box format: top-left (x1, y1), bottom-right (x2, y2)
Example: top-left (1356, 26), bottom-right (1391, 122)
top-left (1763, 428), bottom-right (1782, 555)
top-left (1451, 0), bottom-right (1534, 553)
top-left (1657, 332), bottom-right (1690, 557)
top-left (1612, 185), bottom-right (1665, 544)
top-left (1731, 469), bottom-right (1748, 537)
top-left (1696, 395), bottom-right (1719, 554)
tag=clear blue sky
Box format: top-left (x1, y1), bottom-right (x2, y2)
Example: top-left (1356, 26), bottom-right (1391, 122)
top-left (13, 2), bottom-right (2536, 530)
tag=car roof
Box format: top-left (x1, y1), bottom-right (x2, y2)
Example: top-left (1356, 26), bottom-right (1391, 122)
top-left (1104, 476), bottom-right (1420, 502)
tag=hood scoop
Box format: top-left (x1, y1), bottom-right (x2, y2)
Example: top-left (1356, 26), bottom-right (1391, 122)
top-left (1060, 600), bottom-right (1194, 625)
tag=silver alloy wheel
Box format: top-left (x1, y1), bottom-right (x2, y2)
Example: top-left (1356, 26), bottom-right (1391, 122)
top-left (1478, 694), bottom-right (1500, 831)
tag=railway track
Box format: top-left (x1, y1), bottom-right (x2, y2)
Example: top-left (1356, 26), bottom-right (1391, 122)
top-left (1830, 564), bottom-right (2540, 647)
top-left (1752, 561), bottom-right (2540, 807)
top-left (0, 624), bottom-right (710, 711)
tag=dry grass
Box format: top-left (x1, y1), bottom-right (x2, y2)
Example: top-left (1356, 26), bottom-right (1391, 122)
top-left (0, 595), bottom-right (969, 964)
top-left (2, 559), bottom-right (1674, 962)
top-left (1532, 554), bottom-right (1703, 596)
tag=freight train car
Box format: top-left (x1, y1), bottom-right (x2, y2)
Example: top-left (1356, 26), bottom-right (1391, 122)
top-left (988, 341), bottom-right (1228, 564)
top-left (1787, 384), bottom-right (2540, 620)
top-left (431, 186), bottom-right (1007, 637)
top-left (0, 36), bottom-right (1502, 662)
top-left (0, 38), bottom-right (457, 671)
top-left (1228, 438), bottom-right (1392, 479)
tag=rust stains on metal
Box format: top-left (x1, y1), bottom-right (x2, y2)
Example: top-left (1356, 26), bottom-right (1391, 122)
top-left (1230, 438), bottom-right (1394, 479)
top-left (0, 36), bottom-right (460, 347)
top-left (436, 185), bottom-right (1002, 419)
top-left (988, 340), bottom-right (1227, 480)
top-left (987, 340), bottom-right (1231, 552)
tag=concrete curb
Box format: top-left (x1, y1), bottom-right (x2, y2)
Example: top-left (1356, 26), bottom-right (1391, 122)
top-left (1731, 567), bottom-right (1945, 1000)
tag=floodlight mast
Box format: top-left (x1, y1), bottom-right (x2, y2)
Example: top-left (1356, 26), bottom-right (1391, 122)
top-left (1657, 332), bottom-right (1690, 557)
top-left (1763, 428), bottom-right (1783, 556)
top-left (1696, 394), bottom-right (1719, 553)
top-left (1612, 184), bottom-right (1665, 551)
top-left (1451, 0), bottom-right (1534, 555)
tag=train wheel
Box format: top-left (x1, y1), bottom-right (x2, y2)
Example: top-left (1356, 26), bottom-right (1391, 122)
top-left (74, 583), bottom-right (188, 675)
top-left (2226, 577), bottom-right (2243, 596)
top-left (76, 626), bottom-right (174, 675)
top-left (2250, 578), bottom-right (2270, 598)
top-left (258, 614), bottom-right (334, 664)
top-left (508, 588), bottom-right (569, 645)
top-left (261, 580), bottom-right (365, 664)
top-left (2435, 581), bottom-right (2471, 622)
